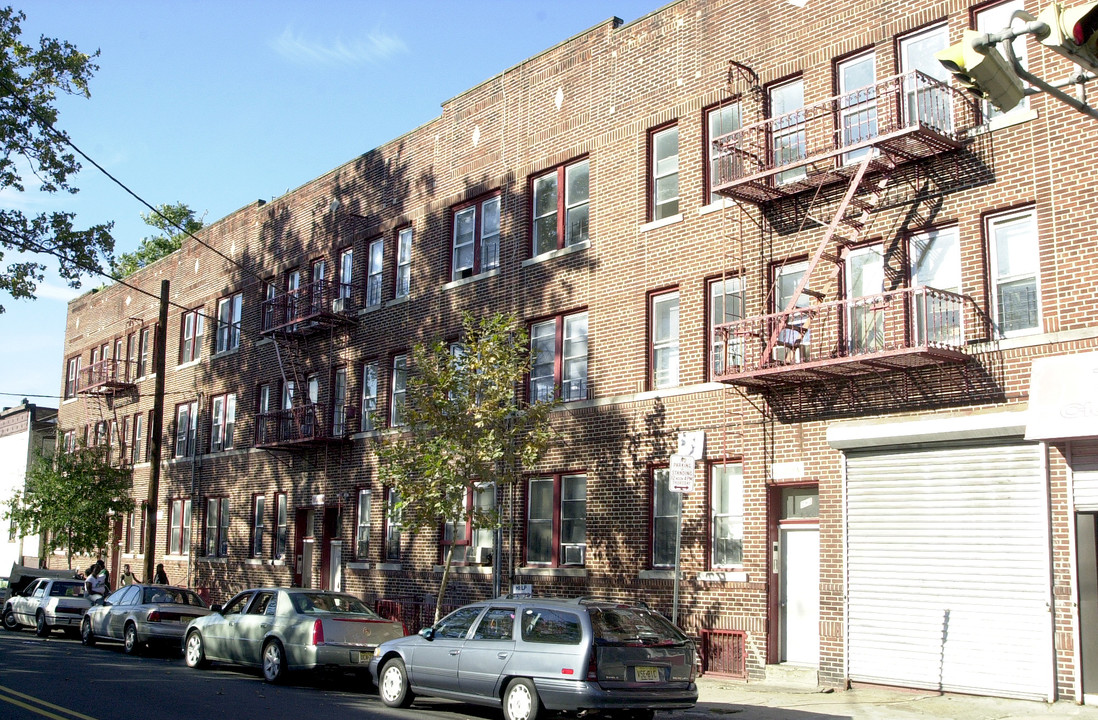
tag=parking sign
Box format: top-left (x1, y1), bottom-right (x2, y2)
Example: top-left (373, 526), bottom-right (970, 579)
top-left (668, 454), bottom-right (695, 493)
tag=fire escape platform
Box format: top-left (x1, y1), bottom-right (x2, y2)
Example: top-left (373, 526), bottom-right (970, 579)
top-left (76, 360), bottom-right (136, 395)
top-left (261, 280), bottom-right (359, 336)
top-left (253, 403), bottom-right (354, 450)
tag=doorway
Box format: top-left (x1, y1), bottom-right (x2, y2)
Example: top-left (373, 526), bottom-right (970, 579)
top-left (293, 508), bottom-right (314, 587)
top-left (319, 507), bottom-right (339, 591)
top-left (1079, 513), bottom-right (1098, 704)
top-left (775, 485), bottom-right (819, 667)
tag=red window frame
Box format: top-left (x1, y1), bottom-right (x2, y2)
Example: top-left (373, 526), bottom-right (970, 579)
top-left (450, 192), bottom-right (501, 281)
top-left (178, 308), bottom-right (204, 364)
top-left (524, 473), bottom-right (586, 568)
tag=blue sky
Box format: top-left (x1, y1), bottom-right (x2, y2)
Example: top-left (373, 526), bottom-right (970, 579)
top-left (0, 0), bottom-right (658, 406)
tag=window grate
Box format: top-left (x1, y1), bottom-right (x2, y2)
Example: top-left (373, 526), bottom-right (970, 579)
top-left (700, 629), bottom-right (746, 678)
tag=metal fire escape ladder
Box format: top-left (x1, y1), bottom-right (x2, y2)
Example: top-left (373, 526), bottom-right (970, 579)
top-left (271, 331), bottom-right (309, 438)
top-left (760, 153), bottom-right (892, 365)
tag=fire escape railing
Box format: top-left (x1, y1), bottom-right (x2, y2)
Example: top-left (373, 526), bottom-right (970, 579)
top-left (76, 359), bottom-right (136, 394)
top-left (261, 280), bottom-right (358, 334)
top-left (254, 402), bottom-right (356, 447)
top-left (711, 70), bottom-right (979, 202)
top-left (713, 286), bottom-right (980, 385)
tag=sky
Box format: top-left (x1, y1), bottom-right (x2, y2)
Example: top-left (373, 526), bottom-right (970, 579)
top-left (0, 0), bottom-right (661, 407)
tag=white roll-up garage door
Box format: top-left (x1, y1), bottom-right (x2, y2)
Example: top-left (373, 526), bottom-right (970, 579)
top-left (845, 441), bottom-right (1053, 700)
top-left (1073, 441), bottom-right (1098, 510)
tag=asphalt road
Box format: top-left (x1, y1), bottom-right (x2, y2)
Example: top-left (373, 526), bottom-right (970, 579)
top-left (0, 630), bottom-right (511, 720)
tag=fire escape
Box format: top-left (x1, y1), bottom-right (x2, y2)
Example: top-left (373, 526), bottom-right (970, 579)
top-left (711, 70), bottom-right (984, 391)
top-left (256, 278), bottom-right (359, 449)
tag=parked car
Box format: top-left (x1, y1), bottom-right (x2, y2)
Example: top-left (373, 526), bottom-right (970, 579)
top-left (81, 584), bottom-right (211, 654)
top-left (369, 596), bottom-right (698, 720)
top-left (3, 577), bottom-right (90, 637)
top-left (183, 588), bottom-right (406, 683)
top-left (0, 576), bottom-right (9, 607)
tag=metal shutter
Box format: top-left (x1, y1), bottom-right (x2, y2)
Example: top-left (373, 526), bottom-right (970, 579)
top-left (1073, 441), bottom-right (1098, 510)
top-left (845, 441), bottom-right (1053, 700)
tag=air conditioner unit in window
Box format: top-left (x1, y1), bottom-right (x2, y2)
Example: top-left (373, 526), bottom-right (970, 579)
top-left (562, 544), bottom-right (585, 566)
top-left (471, 546), bottom-right (492, 564)
top-left (331, 297), bottom-right (347, 313)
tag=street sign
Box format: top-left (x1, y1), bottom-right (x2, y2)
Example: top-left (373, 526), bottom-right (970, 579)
top-left (669, 453), bottom-right (696, 493)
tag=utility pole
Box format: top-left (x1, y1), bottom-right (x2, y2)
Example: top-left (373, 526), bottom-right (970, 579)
top-left (143, 280), bottom-right (169, 583)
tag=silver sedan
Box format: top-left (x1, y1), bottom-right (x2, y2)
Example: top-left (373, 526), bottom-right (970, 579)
top-left (81, 584), bottom-right (211, 654)
top-left (183, 588), bottom-right (406, 683)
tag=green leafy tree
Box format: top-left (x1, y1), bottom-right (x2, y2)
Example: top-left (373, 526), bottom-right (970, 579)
top-left (110, 202), bottom-right (204, 277)
top-left (0, 7), bottom-right (114, 311)
top-left (377, 313), bottom-right (559, 621)
top-left (4, 444), bottom-right (135, 569)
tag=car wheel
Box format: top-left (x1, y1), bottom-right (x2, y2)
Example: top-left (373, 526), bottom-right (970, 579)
top-left (184, 631), bottom-right (208, 668)
top-left (502, 678), bottom-right (541, 720)
top-left (379, 658), bottom-right (414, 708)
top-left (262, 639), bottom-right (288, 684)
top-left (80, 617), bottom-right (96, 646)
top-left (3, 607), bottom-right (20, 631)
top-left (34, 612), bottom-right (49, 638)
top-left (123, 622), bottom-right (141, 655)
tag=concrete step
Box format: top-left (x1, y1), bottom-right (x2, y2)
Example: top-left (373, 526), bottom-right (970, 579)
top-left (764, 663), bottom-right (819, 687)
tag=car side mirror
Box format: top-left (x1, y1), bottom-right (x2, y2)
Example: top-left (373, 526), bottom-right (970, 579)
top-left (418, 627), bottom-right (435, 641)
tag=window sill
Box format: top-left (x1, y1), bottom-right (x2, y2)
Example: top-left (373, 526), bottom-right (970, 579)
top-left (515, 566), bottom-right (587, 578)
top-left (164, 554), bottom-right (189, 562)
top-left (698, 570), bottom-right (748, 583)
top-left (522, 239), bottom-right (591, 268)
top-left (243, 558), bottom-right (264, 566)
top-left (972, 107), bottom-right (1038, 136)
top-left (350, 428), bottom-right (382, 440)
top-left (359, 303), bottom-right (383, 315)
top-left (377, 562), bottom-right (402, 571)
top-left (175, 359), bottom-right (202, 371)
top-left (257, 337), bottom-right (272, 347)
top-left (198, 556), bottom-right (228, 564)
top-left (432, 564), bottom-right (491, 575)
top-left (386, 296), bottom-right (410, 308)
top-left (211, 347), bottom-right (240, 360)
top-left (62, 397), bottom-right (78, 405)
top-left (698, 198), bottom-right (734, 216)
top-left (348, 561), bottom-right (371, 570)
top-left (638, 569), bottom-right (681, 581)
top-left (442, 268), bottom-right (500, 291)
top-left (639, 213), bottom-right (683, 233)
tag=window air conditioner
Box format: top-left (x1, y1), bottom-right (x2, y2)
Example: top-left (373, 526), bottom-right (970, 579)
top-left (563, 544), bottom-right (585, 566)
top-left (331, 297), bottom-right (347, 313)
top-left (471, 546), bottom-right (492, 564)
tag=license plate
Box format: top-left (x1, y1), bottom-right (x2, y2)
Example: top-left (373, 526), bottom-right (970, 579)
top-left (356, 651), bottom-right (372, 663)
top-left (635, 666), bottom-right (660, 682)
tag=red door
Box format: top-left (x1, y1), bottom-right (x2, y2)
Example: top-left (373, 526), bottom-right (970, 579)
top-left (319, 507), bottom-right (338, 590)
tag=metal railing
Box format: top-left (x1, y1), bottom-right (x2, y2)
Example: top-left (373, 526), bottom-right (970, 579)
top-left (261, 280), bottom-right (358, 333)
top-left (713, 286), bottom-right (975, 378)
top-left (699, 629), bottom-right (747, 678)
top-left (76, 359), bottom-right (136, 393)
top-left (253, 402), bottom-right (354, 446)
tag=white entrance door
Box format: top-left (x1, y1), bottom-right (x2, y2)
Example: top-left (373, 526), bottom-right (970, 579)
top-left (780, 524), bottom-right (820, 666)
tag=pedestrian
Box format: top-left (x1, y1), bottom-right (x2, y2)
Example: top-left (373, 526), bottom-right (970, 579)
top-left (118, 564), bottom-right (140, 586)
top-left (84, 560), bottom-right (108, 604)
top-left (152, 563), bottom-right (169, 585)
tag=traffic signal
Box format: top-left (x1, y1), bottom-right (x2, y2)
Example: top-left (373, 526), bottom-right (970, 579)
top-left (1037, 1), bottom-right (1098, 74)
top-left (935, 30), bottom-right (1025, 112)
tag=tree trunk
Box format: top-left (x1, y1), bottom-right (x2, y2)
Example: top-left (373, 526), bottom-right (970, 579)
top-left (434, 543), bottom-right (456, 624)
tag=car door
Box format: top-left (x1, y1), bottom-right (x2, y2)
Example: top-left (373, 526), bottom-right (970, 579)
top-left (16, 580), bottom-right (45, 625)
top-left (459, 606), bottom-right (517, 698)
top-left (98, 587), bottom-right (132, 639)
top-left (107, 586), bottom-right (139, 639)
top-left (232, 591), bottom-right (278, 665)
top-left (410, 606), bottom-right (483, 694)
top-left (204, 591), bottom-right (252, 660)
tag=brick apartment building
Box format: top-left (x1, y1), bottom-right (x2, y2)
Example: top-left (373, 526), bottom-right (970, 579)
top-left (55, 0), bottom-right (1098, 704)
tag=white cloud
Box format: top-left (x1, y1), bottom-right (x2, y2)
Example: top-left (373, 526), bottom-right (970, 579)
top-left (270, 26), bottom-right (408, 67)
top-left (32, 282), bottom-right (82, 302)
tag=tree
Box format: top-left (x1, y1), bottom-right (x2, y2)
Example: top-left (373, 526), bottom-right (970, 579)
top-left (377, 313), bottom-right (559, 621)
top-left (110, 202), bottom-right (204, 277)
top-left (0, 7), bottom-right (114, 312)
top-left (4, 444), bottom-right (135, 569)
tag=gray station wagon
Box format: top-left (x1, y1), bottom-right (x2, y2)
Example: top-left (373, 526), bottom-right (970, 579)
top-left (368, 596), bottom-right (697, 720)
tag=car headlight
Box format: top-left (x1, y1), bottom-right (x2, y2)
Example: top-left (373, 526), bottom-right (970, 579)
top-left (373, 647), bottom-right (381, 658)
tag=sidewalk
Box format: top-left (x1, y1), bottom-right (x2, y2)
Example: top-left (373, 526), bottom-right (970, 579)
top-left (662, 676), bottom-right (1098, 719)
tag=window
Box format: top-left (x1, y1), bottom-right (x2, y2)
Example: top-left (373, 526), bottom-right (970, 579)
top-left (709, 276), bottom-right (745, 377)
top-left (706, 103), bottom-right (741, 203)
top-left (977, 1), bottom-right (1029, 120)
top-left (62, 430), bottom-right (75, 453)
top-left (532, 158), bottom-right (589, 255)
top-left (178, 308), bottom-right (204, 364)
top-left (710, 463), bottom-right (744, 568)
top-left (367, 237), bottom-right (384, 307)
top-left (650, 125), bottom-right (679, 221)
top-left (355, 489), bottom-right (371, 559)
top-left (650, 291), bottom-right (680, 389)
top-left (135, 503), bottom-right (146, 555)
top-left (216, 293), bottom-right (242, 353)
top-left (526, 474), bottom-right (586, 566)
top-left (263, 281), bottom-right (277, 330)
top-left (396, 227), bottom-right (412, 299)
top-left (530, 311), bottom-right (588, 402)
top-left (390, 354), bottom-right (407, 427)
top-left (651, 468), bottom-right (680, 568)
top-left (125, 510), bottom-right (138, 553)
top-left (909, 226), bottom-right (962, 344)
top-left (770, 78), bottom-right (807, 184)
top-left (114, 337), bottom-right (124, 371)
top-left (361, 361), bottom-right (378, 431)
top-left (385, 488), bottom-right (402, 561)
top-left (205, 497), bottom-right (229, 557)
top-left (126, 332), bottom-right (137, 381)
top-left (332, 367), bottom-right (347, 436)
top-left (168, 498), bottom-right (192, 556)
top-left (442, 484), bottom-right (496, 564)
top-left (274, 493), bottom-right (288, 560)
top-left (987, 207), bottom-right (1039, 336)
top-left (338, 247), bottom-right (354, 301)
top-left (451, 194), bottom-right (501, 280)
top-left (120, 416), bottom-right (132, 466)
top-left (845, 245), bottom-right (885, 353)
top-left (256, 383), bottom-right (271, 444)
top-left (774, 260), bottom-right (813, 362)
top-left (899, 23), bottom-right (950, 130)
top-left (282, 380), bottom-right (295, 409)
top-left (64, 356), bottom-right (80, 398)
top-left (132, 412), bottom-right (145, 463)
top-left (837, 51), bottom-right (877, 164)
top-left (210, 393), bottom-right (236, 452)
top-left (252, 495), bottom-right (265, 558)
top-left (174, 400), bottom-right (198, 458)
top-left (138, 326), bottom-right (152, 378)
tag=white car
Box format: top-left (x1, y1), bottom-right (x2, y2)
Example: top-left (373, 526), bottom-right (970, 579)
top-left (81, 584), bottom-right (211, 653)
top-left (3, 577), bottom-right (91, 637)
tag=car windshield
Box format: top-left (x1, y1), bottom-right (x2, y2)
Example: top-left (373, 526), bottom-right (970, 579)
top-left (589, 607), bottom-right (687, 646)
top-left (49, 582), bottom-right (85, 598)
top-left (290, 592), bottom-right (379, 617)
top-left (141, 587), bottom-right (207, 607)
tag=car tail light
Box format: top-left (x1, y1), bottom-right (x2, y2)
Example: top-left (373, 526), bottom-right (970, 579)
top-left (147, 610), bottom-right (161, 623)
top-left (312, 618), bottom-right (324, 645)
top-left (586, 652), bottom-right (599, 681)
